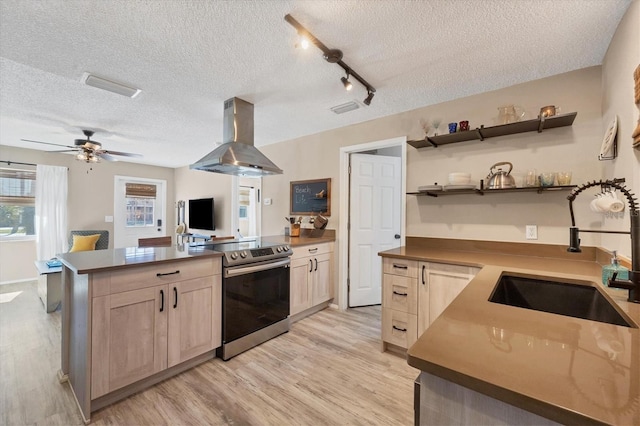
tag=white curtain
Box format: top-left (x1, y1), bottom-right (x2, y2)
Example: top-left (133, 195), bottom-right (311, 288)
top-left (35, 165), bottom-right (68, 259)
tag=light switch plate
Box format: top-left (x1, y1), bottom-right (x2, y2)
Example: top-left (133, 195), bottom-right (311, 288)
top-left (105, 215), bottom-right (114, 223)
top-left (264, 198), bottom-right (272, 206)
top-left (526, 225), bottom-right (538, 240)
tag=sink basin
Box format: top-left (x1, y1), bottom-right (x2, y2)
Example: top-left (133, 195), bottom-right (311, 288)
top-left (489, 275), bottom-right (633, 327)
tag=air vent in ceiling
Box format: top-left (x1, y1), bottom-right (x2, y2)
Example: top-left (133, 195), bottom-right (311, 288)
top-left (82, 72), bottom-right (141, 98)
top-left (330, 101), bottom-right (360, 114)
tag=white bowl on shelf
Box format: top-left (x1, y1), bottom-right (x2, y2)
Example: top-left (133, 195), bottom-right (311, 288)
top-left (448, 172), bottom-right (471, 185)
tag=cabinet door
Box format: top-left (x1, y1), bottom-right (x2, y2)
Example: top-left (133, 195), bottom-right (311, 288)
top-left (311, 252), bottom-right (333, 305)
top-left (91, 284), bottom-right (168, 398)
top-left (290, 256), bottom-right (312, 316)
top-left (417, 263), bottom-right (479, 336)
top-left (167, 275), bottom-right (221, 367)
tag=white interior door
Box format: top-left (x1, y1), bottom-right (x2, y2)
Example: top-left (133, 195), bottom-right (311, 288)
top-left (349, 153), bottom-right (401, 307)
top-left (114, 176), bottom-right (166, 248)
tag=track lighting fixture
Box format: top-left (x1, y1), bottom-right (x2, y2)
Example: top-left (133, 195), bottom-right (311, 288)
top-left (363, 90), bottom-right (374, 106)
top-left (341, 73), bottom-right (353, 91)
top-left (284, 13), bottom-right (376, 105)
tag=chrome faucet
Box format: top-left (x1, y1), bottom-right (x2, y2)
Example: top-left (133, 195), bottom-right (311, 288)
top-left (567, 179), bottom-right (640, 303)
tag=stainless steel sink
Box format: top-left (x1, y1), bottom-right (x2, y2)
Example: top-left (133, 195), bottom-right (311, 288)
top-left (489, 275), bottom-right (634, 327)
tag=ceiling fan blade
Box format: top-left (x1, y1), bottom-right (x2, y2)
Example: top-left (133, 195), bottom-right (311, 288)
top-left (101, 150), bottom-right (143, 158)
top-left (21, 139), bottom-right (76, 149)
top-left (98, 153), bottom-right (119, 162)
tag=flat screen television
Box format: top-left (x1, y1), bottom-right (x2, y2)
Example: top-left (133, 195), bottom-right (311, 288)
top-left (188, 198), bottom-right (215, 231)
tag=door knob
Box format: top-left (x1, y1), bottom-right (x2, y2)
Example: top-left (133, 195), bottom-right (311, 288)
top-left (394, 234), bottom-right (401, 239)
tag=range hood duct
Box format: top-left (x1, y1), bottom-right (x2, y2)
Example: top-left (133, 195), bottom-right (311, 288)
top-left (190, 97), bottom-right (283, 176)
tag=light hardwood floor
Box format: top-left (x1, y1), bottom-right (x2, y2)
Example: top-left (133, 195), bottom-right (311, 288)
top-left (1, 281), bottom-right (418, 425)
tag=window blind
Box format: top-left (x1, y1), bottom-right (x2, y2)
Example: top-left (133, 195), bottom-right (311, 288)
top-left (0, 168), bottom-right (36, 206)
top-left (125, 183), bottom-right (157, 198)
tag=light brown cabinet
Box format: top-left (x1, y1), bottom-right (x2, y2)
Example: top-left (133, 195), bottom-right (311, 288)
top-left (90, 258), bottom-right (221, 398)
top-left (168, 275), bottom-right (221, 367)
top-left (381, 258), bottom-right (479, 352)
top-left (91, 284), bottom-right (168, 396)
top-left (417, 262), bottom-right (480, 336)
top-left (290, 242), bottom-right (334, 319)
top-left (381, 258), bottom-right (418, 351)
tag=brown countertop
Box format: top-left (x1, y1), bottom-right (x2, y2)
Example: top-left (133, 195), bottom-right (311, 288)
top-left (57, 245), bottom-right (223, 275)
top-left (380, 240), bottom-right (639, 425)
top-left (261, 229), bottom-right (336, 247)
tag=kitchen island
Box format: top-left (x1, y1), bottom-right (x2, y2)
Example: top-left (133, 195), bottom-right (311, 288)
top-left (57, 245), bottom-right (224, 423)
top-left (380, 237), bottom-right (640, 425)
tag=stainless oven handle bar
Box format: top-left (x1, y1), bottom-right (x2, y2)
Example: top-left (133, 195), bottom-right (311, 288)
top-left (225, 258), bottom-right (291, 277)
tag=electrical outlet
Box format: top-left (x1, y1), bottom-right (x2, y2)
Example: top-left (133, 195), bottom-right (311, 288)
top-left (264, 198), bottom-right (272, 206)
top-left (526, 225), bottom-right (538, 240)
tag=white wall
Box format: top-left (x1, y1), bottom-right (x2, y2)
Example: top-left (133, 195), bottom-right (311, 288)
top-left (600, 0), bottom-right (640, 255)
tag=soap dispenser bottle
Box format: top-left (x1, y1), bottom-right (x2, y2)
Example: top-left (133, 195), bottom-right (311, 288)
top-left (602, 250), bottom-right (629, 286)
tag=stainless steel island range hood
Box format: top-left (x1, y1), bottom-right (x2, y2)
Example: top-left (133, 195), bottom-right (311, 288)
top-left (190, 97), bottom-right (283, 176)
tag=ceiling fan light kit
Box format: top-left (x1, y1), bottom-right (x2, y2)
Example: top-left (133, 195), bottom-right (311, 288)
top-left (82, 72), bottom-right (141, 98)
top-left (284, 13), bottom-right (376, 106)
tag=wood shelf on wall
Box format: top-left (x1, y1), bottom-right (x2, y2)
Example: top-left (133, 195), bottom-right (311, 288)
top-left (407, 185), bottom-right (577, 198)
top-left (407, 112), bottom-right (578, 149)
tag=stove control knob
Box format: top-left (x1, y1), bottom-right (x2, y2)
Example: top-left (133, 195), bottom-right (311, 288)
top-left (283, 245), bottom-right (290, 252)
top-left (240, 251), bottom-right (247, 258)
top-left (276, 246), bottom-right (282, 253)
top-left (229, 252), bottom-right (238, 260)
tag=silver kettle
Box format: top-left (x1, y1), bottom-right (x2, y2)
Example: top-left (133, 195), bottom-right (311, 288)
top-left (486, 162), bottom-right (516, 189)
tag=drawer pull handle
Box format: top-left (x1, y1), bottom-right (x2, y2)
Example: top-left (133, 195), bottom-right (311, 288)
top-left (157, 270), bottom-right (180, 277)
top-left (392, 290), bottom-right (408, 297)
top-left (308, 248), bottom-right (318, 253)
top-left (392, 325), bottom-right (407, 332)
top-left (392, 264), bottom-right (408, 270)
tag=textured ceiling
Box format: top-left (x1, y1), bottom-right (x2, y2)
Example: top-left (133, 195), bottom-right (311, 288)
top-left (0, 0), bottom-right (632, 168)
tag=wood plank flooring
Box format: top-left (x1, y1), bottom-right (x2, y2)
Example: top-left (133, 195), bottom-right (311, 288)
top-left (1, 281), bottom-right (418, 425)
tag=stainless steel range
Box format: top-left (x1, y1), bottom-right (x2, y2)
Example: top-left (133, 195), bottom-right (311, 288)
top-left (205, 239), bottom-right (292, 360)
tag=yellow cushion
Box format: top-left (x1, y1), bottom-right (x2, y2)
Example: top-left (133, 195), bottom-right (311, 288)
top-left (69, 234), bottom-right (101, 252)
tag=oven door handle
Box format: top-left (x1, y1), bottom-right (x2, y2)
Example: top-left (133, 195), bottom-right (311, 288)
top-left (225, 258), bottom-right (291, 277)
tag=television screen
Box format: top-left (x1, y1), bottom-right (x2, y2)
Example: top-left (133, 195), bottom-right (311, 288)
top-left (188, 198), bottom-right (215, 231)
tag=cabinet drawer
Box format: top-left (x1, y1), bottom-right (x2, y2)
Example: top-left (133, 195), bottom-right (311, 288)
top-left (382, 308), bottom-right (417, 349)
top-left (92, 257), bottom-right (221, 296)
top-left (291, 242), bottom-right (333, 260)
top-left (382, 258), bottom-right (418, 278)
top-left (382, 274), bottom-right (417, 314)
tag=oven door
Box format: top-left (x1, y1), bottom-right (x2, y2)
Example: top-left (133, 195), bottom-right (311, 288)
top-left (223, 258), bottom-right (290, 343)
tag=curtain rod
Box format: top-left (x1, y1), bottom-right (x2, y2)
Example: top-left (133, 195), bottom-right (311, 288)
top-left (0, 160), bottom-right (37, 167)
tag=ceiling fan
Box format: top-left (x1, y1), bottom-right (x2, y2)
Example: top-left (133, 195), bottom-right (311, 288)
top-left (21, 129), bottom-right (142, 163)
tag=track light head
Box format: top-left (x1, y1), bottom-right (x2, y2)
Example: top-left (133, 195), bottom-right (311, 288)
top-left (363, 90), bottom-right (374, 106)
top-left (341, 76), bottom-right (353, 91)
